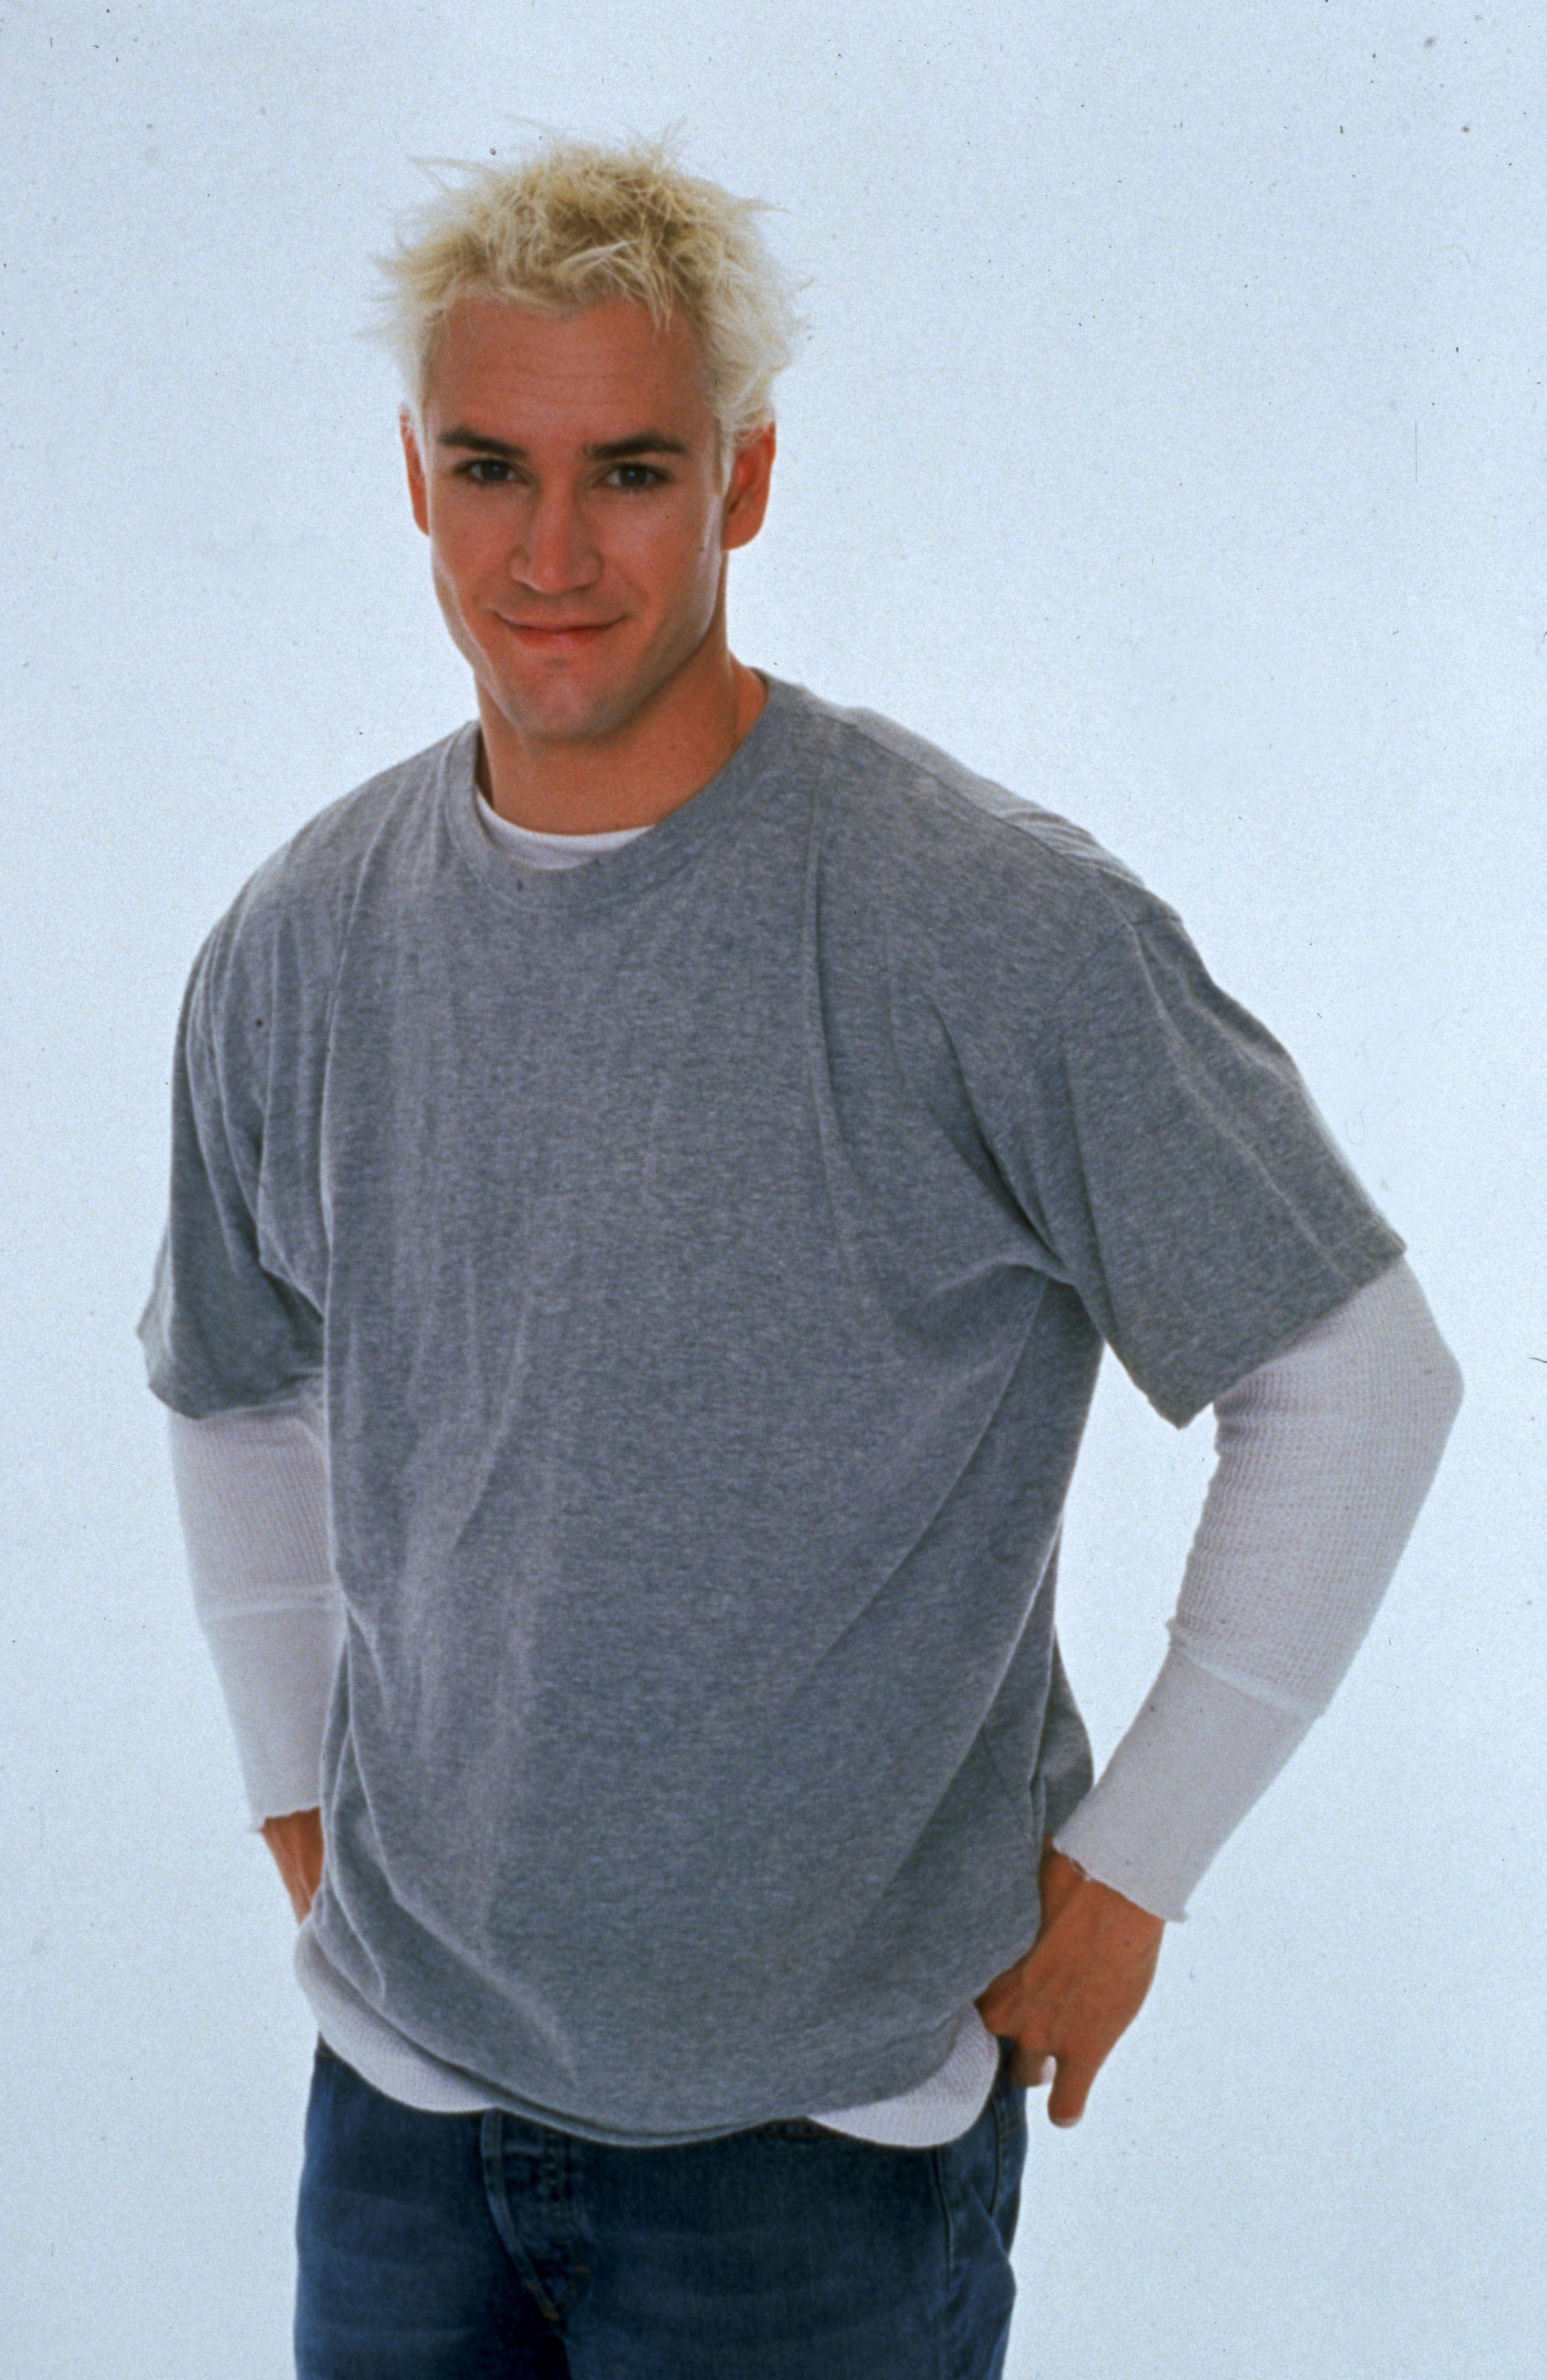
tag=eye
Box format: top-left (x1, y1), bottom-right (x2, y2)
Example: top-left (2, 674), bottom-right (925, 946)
top-left (605, 461), bottom-right (669, 491)
top-left (457, 457), bottom-right (520, 486)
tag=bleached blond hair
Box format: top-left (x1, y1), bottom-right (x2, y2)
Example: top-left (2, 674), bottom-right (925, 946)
top-left (375, 135), bottom-right (804, 456)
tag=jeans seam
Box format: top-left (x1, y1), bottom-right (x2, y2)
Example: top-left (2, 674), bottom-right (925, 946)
top-left (479, 2110), bottom-right (567, 2327)
top-left (930, 2145), bottom-right (956, 2289)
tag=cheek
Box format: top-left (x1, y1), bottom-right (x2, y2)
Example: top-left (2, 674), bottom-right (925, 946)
top-left (620, 503), bottom-right (721, 591)
top-left (428, 552), bottom-right (472, 639)
top-left (427, 546), bottom-right (492, 663)
top-left (428, 499), bottom-right (505, 576)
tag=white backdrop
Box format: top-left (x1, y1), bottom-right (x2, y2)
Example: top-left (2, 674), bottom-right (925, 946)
top-left (3, 3), bottom-right (1542, 2374)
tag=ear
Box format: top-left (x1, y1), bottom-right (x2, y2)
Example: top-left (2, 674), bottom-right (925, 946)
top-left (721, 423), bottom-right (776, 553)
top-left (400, 409), bottom-right (430, 536)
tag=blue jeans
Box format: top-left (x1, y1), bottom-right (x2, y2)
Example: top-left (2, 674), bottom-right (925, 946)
top-left (295, 2037), bottom-right (1027, 2379)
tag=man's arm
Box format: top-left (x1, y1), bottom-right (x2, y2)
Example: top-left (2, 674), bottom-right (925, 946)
top-left (165, 1392), bottom-right (342, 1913)
top-left (976, 1257), bottom-right (1462, 2122)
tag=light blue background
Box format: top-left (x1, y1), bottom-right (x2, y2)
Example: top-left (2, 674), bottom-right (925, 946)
top-left (3, 3), bottom-right (1541, 2372)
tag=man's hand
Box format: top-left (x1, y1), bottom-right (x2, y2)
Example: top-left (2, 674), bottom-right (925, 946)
top-left (974, 1840), bottom-right (1165, 2126)
top-left (261, 1806), bottom-right (325, 1923)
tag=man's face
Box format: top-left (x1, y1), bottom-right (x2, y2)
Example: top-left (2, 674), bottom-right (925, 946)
top-left (402, 296), bottom-right (774, 758)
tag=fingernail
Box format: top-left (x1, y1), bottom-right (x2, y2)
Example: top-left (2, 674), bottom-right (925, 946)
top-left (1037, 2056), bottom-right (1056, 2087)
top-left (1051, 2114), bottom-right (1080, 2128)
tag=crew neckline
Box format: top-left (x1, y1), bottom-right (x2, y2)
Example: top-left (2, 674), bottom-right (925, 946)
top-left (474, 795), bottom-right (652, 869)
top-left (443, 674), bottom-right (803, 921)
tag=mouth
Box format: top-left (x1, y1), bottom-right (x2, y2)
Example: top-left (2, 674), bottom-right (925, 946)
top-left (501, 617), bottom-right (619, 646)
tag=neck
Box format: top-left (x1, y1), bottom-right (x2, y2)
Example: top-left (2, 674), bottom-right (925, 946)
top-left (476, 643), bottom-right (767, 835)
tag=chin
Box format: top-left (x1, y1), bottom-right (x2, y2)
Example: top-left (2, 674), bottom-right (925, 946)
top-left (492, 651), bottom-right (685, 747)
top-left (502, 684), bottom-right (637, 745)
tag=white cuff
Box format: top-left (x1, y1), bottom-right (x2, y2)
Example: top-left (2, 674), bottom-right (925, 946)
top-left (196, 1602), bottom-right (345, 1828)
top-left (1054, 1643), bottom-right (1310, 1919)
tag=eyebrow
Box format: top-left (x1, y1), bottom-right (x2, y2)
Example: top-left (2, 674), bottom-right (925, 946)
top-left (435, 426), bottom-right (691, 462)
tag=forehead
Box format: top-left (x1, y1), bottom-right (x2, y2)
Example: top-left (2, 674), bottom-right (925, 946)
top-left (423, 296), bottom-right (713, 440)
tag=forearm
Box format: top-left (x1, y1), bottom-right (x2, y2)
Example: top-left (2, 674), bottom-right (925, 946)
top-left (166, 1394), bottom-right (343, 1828)
top-left (1055, 1259), bottom-right (1463, 1918)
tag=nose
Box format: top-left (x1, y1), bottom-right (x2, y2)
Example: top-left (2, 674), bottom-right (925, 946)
top-left (512, 485), bottom-right (602, 597)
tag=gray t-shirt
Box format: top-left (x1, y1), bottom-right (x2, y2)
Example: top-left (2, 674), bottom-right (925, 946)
top-left (138, 678), bottom-right (1402, 2144)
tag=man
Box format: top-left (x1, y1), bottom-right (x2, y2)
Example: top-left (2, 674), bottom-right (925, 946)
top-left (140, 139), bottom-right (1461, 2379)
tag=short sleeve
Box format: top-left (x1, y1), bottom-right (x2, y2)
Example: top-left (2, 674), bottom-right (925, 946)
top-left (984, 903), bottom-right (1405, 1426)
top-left (137, 928), bottom-right (324, 1419)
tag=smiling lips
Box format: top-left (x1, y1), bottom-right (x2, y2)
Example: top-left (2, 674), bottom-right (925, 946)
top-left (501, 615), bottom-right (618, 641)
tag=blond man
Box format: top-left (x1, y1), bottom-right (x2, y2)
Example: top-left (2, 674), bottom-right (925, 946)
top-left (142, 139), bottom-right (1460, 2380)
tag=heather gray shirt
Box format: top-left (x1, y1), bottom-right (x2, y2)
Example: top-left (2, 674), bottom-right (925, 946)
top-left (138, 679), bottom-right (1403, 2144)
